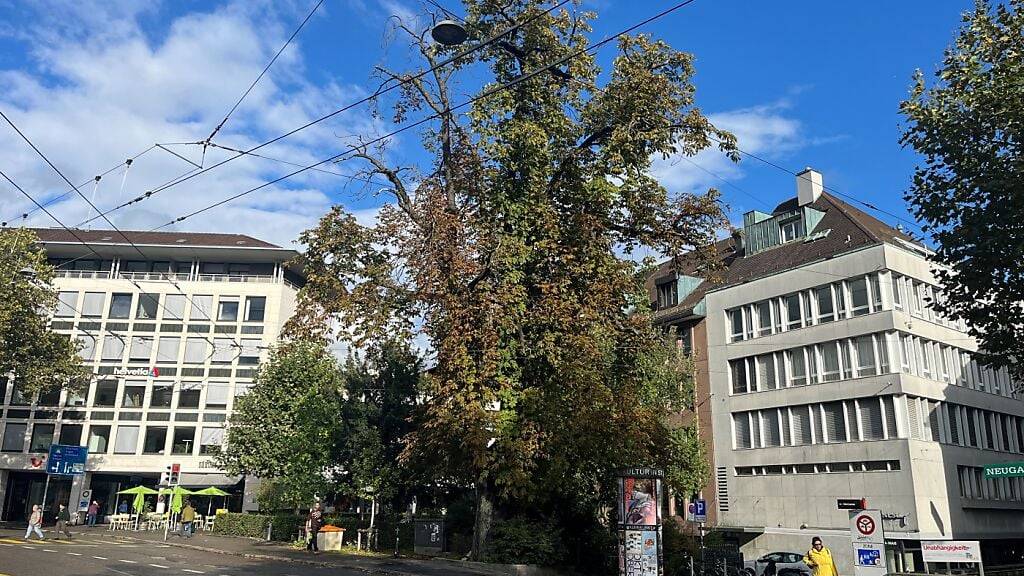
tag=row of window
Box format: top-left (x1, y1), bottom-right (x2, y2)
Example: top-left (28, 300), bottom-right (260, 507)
top-left (891, 273), bottom-right (967, 332)
top-left (733, 395), bottom-right (900, 449)
top-left (3, 379), bottom-right (251, 411)
top-left (75, 335), bottom-right (262, 365)
top-left (0, 421), bottom-right (224, 456)
top-left (3, 409), bottom-right (225, 423)
top-left (958, 466), bottom-right (1024, 502)
top-left (728, 330), bottom-right (1016, 397)
top-left (49, 259), bottom-right (274, 276)
top-left (55, 292), bottom-right (266, 323)
top-left (730, 332), bottom-right (891, 394)
top-left (728, 272), bottom-right (885, 342)
top-left (736, 460), bottom-right (902, 476)
top-left (906, 396), bottom-right (1024, 455)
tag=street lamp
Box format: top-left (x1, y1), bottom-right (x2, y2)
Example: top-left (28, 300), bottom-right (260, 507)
top-left (430, 20), bottom-right (469, 46)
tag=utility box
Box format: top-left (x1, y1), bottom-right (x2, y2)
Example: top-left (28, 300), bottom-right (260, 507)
top-left (414, 518), bottom-right (445, 555)
top-left (317, 526), bottom-right (345, 551)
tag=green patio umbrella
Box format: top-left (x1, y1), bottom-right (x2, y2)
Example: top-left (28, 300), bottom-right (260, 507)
top-left (191, 487), bottom-right (230, 515)
top-left (158, 486), bottom-right (192, 514)
top-left (117, 486), bottom-right (159, 495)
top-left (131, 492), bottom-right (146, 513)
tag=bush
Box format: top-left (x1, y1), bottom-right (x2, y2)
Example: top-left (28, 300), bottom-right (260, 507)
top-left (485, 517), bottom-right (562, 567)
top-left (269, 514), bottom-right (306, 542)
top-left (212, 512), bottom-right (270, 538)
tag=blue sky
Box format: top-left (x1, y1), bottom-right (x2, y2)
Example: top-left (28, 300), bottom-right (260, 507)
top-left (0, 0), bottom-right (974, 249)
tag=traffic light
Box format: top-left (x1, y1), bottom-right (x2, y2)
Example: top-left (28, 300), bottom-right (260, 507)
top-left (163, 463), bottom-right (181, 486)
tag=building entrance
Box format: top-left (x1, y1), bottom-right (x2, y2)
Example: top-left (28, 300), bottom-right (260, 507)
top-left (1, 471), bottom-right (73, 523)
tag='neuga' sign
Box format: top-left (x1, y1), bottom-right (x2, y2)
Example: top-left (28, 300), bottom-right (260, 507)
top-left (984, 462), bottom-right (1024, 478)
top-left (113, 367), bottom-right (160, 377)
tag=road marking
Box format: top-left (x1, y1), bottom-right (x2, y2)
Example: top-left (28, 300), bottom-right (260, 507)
top-left (42, 548), bottom-right (57, 552)
top-left (182, 570), bottom-right (205, 574)
top-left (66, 551), bottom-right (83, 556)
top-left (118, 559), bottom-right (137, 564)
top-left (148, 564), bottom-right (168, 569)
top-left (21, 545), bottom-right (35, 549)
top-left (93, 555), bottom-right (109, 560)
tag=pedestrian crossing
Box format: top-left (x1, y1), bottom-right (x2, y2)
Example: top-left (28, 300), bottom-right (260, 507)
top-left (0, 536), bottom-right (141, 547)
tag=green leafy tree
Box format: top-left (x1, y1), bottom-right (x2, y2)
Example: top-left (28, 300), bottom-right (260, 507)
top-left (900, 0), bottom-right (1024, 381)
top-left (289, 1), bottom-right (734, 560)
top-left (0, 228), bottom-right (88, 396)
top-left (217, 341), bottom-right (348, 509)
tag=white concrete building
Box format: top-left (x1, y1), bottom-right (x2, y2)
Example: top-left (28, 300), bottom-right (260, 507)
top-left (0, 229), bottom-right (303, 522)
top-left (650, 170), bottom-right (1024, 572)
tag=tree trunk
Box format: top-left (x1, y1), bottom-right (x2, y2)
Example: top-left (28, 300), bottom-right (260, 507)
top-left (470, 480), bottom-right (495, 561)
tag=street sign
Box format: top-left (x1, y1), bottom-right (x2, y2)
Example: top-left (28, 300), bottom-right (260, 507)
top-left (922, 541), bottom-right (982, 563)
top-left (79, 489), bottom-right (92, 512)
top-left (850, 509), bottom-right (886, 576)
top-left (46, 444), bottom-right (88, 476)
top-left (838, 498), bottom-right (867, 510)
top-left (983, 462), bottom-right (1024, 478)
top-left (687, 499), bottom-right (707, 523)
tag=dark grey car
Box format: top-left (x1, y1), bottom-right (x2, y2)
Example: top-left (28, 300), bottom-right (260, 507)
top-left (744, 552), bottom-right (813, 576)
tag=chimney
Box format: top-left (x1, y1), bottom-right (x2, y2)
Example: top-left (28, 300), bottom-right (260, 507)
top-left (796, 167), bottom-right (823, 206)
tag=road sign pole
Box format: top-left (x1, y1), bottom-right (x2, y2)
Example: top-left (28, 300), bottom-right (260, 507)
top-left (41, 474), bottom-right (51, 514)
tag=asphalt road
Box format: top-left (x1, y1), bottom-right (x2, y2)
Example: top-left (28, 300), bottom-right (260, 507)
top-left (0, 531), bottom-right (368, 576)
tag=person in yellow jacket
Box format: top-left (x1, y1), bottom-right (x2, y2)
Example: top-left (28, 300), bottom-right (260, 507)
top-left (804, 537), bottom-right (839, 576)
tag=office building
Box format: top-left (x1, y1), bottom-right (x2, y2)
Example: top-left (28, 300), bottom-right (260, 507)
top-left (649, 169), bottom-right (1023, 571)
top-left (0, 229), bottom-right (303, 521)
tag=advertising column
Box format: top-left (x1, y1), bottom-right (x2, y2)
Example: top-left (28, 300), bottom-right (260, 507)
top-left (617, 468), bottom-right (664, 576)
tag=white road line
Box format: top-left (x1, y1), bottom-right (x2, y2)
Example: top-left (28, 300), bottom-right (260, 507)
top-left (42, 549), bottom-right (56, 552)
top-left (118, 559), bottom-right (137, 564)
top-left (21, 545), bottom-right (35, 549)
top-left (66, 552), bottom-right (83, 556)
top-left (148, 564), bottom-right (169, 569)
top-left (182, 570), bottom-right (205, 574)
top-left (93, 555), bottom-right (108, 560)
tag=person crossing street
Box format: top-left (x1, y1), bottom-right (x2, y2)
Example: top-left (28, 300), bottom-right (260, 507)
top-left (55, 504), bottom-right (73, 539)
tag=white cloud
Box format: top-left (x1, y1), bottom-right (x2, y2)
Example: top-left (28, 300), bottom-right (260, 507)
top-left (0, 1), bottom-right (386, 249)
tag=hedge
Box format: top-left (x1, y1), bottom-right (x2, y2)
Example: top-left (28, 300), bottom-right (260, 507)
top-left (211, 512), bottom-right (270, 538)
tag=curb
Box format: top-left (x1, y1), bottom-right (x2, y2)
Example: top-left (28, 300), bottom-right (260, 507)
top-left (118, 534), bottom-right (415, 576)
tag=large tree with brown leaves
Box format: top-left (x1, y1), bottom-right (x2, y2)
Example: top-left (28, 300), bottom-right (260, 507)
top-left (289, 0), bottom-right (736, 560)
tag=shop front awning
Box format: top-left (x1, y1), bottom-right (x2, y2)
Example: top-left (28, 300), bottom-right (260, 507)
top-left (178, 473), bottom-right (241, 487)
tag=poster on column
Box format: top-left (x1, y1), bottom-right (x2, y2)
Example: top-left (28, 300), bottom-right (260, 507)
top-left (618, 468), bottom-right (664, 576)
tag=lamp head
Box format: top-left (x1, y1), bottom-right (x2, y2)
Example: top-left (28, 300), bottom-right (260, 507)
top-left (431, 20), bottom-right (469, 46)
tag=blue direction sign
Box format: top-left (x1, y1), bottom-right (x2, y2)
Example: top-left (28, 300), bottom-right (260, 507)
top-left (47, 444), bottom-right (88, 476)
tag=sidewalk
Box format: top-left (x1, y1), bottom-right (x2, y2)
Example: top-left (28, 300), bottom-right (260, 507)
top-left (113, 528), bottom-right (513, 576)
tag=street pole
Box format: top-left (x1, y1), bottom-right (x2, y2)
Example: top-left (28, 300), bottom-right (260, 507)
top-left (41, 474), bottom-right (51, 519)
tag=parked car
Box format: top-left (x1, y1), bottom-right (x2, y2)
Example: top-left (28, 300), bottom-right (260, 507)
top-left (744, 552), bottom-right (813, 576)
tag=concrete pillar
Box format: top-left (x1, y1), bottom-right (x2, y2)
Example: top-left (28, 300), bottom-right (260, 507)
top-left (69, 472), bottom-right (91, 524)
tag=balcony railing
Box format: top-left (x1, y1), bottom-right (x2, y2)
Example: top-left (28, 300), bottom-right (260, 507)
top-left (54, 270), bottom-right (284, 284)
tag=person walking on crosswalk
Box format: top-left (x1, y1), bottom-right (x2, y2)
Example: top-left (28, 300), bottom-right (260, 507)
top-left (55, 504), bottom-right (73, 539)
top-left (25, 504), bottom-right (44, 540)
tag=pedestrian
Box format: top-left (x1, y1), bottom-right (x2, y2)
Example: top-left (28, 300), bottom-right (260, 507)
top-left (118, 500), bottom-right (128, 514)
top-left (306, 502), bottom-right (323, 555)
top-left (804, 537), bottom-right (839, 576)
top-left (87, 500), bottom-right (100, 527)
top-left (55, 504), bottom-right (73, 539)
top-left (24, 504), bottom-right (44, 540)
top-left (180, 501), bottom-right (196, 538)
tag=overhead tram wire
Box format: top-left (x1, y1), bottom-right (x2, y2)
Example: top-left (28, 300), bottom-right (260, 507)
top-left (72, 0), bottom-right (573, 229)
top-left (198, 141), bottom-right (395, 189)
top-left (1, 144), bottom-right (158, 227)
top-left (0, 168), bottom-right (248, 353)
top-left (151, 0), bottom-right (702, 229)
top-left (202, 0), bottom-right (327, 150)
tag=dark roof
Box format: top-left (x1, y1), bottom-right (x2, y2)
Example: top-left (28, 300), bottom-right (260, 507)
top-left (30, 228), bottom-right (282, 249)
top-left (650, 192), bottom-right (921, 322)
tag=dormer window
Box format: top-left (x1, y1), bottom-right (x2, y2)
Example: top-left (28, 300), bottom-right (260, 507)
top-left (656, 280), bottom-right (678, 310)
top-left (780, 217), bottom-right (805, 243)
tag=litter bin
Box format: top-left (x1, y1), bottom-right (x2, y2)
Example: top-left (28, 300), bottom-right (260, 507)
top-left (413, 518), bottom-right (445, 555)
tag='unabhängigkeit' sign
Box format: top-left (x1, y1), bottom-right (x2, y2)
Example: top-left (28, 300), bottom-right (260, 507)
top-left (984, 462), bottom-right (1024, 478)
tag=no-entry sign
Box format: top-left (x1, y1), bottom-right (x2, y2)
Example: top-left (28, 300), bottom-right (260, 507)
top-left (850, 509), bottom-right (886, 576)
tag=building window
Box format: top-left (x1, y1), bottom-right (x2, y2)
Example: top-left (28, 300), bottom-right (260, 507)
top-left (238, 339), bottom-right (262, 365)
top-left (792, 407), bottom-right (812, 445)
top-left (758, 354), bottom-right (778, 391)
top-left (56, 292), bottom-right (78, 317)
top-left (734, 413), bottom-right (752, 449)
top-left (129, 337), bottom-right (153, 361)
top-left (763, 410), bottom-right (782, 447)
top-left (93, 381), bottom-right (118, 407)
top-left (205, 383), bottom-right (230, 409)
top-left (178, 389), bottom-right (201, 409)
top-left (108, 293), bottom-right (133, 319)
top-left (731, 359), bottom-right (749, 394)
top-left (788, 349), bottom-right (807, 387)
top-left (87, 425), bottom-right (110, 453)
top-left (200, 427), bottom-right (224, 454)
top-left (816, 286), bottom-right (835, 323)
top-left (142, 427), bottom-right (167, 454)
top-left (164, 294), bottom-right (186, 320)
top-left (81, 292), bottom-right (105, 317)
top-left (656, 281), bottom-right (677, 310)
top-left (780, 218), bottom-right (804, 242)
top-left (59, 424), bottom-right (83, 446)
top-left (217, 299), bottom-right (239, 322)
top-left (855, 336), bottom-right (876, 377)
top-left (860, 398), bottom-right (884, 440)
top-left (190, 295), bottom-right (213, 321)
top-left (244, 297), bottom-right (266, 322)
top-left (820, 343), bottom-right (841, 382)
top-left (849, 277), bottom-right (870, 316)
top-left (136, 293), bottom-right (160, 319)
top-left (171, 427), bottom-right (196, 455)
top-left (2, 423), bottom-right (27, 452)
top-left (756, 301), bottom-right (772, 337)
top-left (785, 294), bottom-right (802, 330)
top-left (822, 402), bottom-right (846, 443)
top-left (113, 425), bottom-right (139, 454)
top-left (29, 423), bottom-right (55, 452)
top-left (729, 309), bottom-right (745, 342)
top-left (212, 339), bottom-right (236, 364)
top-left (156, 337), bottom-right (180, 363)
top-left (150, 386), bottom-right (173, 408)
top-left (77, 335), bottom-right (97, 362)
top-left (122, 386), bottom-right (146, 408)
top-left (183, 338), bottom-right (209, 364)
top-left (101, 335), bottom-right (126, 361)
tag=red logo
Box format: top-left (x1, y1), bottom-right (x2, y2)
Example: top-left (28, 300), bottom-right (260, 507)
top-left (151, 367), bottom-right (160, 377)
top-left (856, 515), bottom-right (875, 536)
top-left (29, 456), bottom-right (46, 469)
